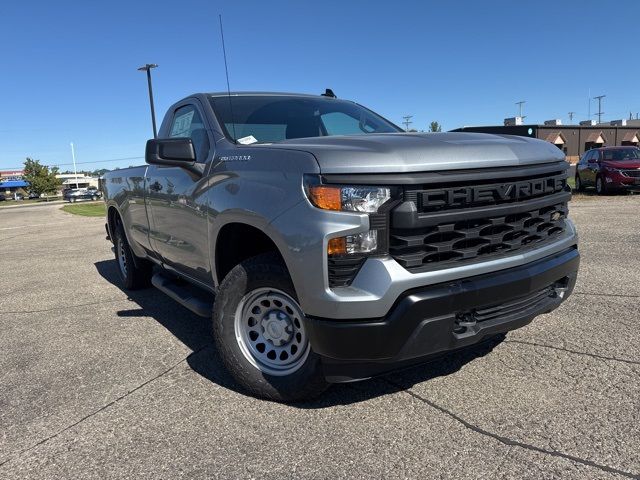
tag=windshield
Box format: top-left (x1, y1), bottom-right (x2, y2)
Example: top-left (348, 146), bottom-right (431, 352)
top-left (602, 148), bottom-right (640, 161)
top-left (209, 95), bottom-right (402, 144)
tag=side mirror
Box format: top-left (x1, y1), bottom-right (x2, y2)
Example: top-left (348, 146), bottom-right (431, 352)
top-left (145, 138), bottom-right (204, 177)
top-left (146, 138), bottom-right (196, 166)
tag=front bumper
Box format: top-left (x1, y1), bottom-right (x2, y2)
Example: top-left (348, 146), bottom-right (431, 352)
top-left (304, 247), bottom-right (579, 382)
top-left (606, 180), bottom-right (640, 191)
top-left (604, 172), bottom-right (640, 190)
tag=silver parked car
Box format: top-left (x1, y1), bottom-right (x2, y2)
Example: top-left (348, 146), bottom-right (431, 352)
top-left (64, 188), bottom-right (102, 202)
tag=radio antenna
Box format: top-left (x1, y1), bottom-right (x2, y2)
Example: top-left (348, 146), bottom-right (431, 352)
top-left (219, 14), bottom-right (237, 143)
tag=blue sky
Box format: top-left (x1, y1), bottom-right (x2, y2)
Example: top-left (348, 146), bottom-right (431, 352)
top-left (1, 0), bottom-right (639, 171)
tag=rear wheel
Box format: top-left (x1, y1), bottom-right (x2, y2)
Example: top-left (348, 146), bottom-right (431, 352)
top-left (212, 253), bottom-right (328, 402)
top-left (112, 222), bottom-right (152, 290)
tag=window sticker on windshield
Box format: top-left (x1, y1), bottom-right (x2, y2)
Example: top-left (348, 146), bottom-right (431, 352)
top-left (237, 135), bottom-right (258, 145)
top-left (170, 110), bottom-right (195, 137)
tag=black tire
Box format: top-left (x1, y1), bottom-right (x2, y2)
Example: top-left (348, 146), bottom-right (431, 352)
top-left (112, 222), bottom-right (152, 290)
top-left (212, 253), bottom-right (329, 402)
top-left (595, 175), bottom-right (607, 195)
top-left (575, 174), bottom-right (584, 192)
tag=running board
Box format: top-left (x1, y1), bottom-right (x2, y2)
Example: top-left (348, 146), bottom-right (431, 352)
top-left (151, 273), bottom-right (213, 318)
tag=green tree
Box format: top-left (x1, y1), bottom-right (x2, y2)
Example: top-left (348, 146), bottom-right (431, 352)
top-left (22, 158), bottom-right (61, 199)
top-left (429, 121), bottom-right (442, 132)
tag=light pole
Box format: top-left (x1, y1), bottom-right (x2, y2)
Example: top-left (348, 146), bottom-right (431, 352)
top-left (70, 142), bottom-right (79, 188)
top-left (137, 64), bottom-right (159, 138)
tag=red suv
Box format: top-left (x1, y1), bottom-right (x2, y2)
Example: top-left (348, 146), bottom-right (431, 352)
top-left (575, 146), bottom-right (640, 194)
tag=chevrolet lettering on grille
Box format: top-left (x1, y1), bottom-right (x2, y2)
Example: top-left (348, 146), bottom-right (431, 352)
top-left (420, 175), bottom-right (566, 209)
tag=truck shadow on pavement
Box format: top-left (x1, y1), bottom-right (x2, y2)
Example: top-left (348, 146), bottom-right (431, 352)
top-left (95, 260), bottom-right (503, 408)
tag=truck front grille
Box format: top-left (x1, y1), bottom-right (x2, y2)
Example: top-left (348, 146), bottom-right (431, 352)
top-left (389, 163), bottom-right (571, 273)
top-left (390, 203), bottom-right (567, 270)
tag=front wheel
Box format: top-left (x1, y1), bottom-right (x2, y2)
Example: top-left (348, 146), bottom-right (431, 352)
top-left (596, 176), bottom-right (607, 195)
top-left (212, 253), bottom-right (328, 402)
top-left (575, 174), bottom-right (584, 192)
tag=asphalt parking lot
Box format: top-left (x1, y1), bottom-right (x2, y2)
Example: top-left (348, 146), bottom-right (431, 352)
top-left (0, 197), bottom-right (638, 479)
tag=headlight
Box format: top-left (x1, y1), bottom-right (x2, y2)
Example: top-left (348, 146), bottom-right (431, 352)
top-left (306, 184), bottom-right (391, 213)
top-left (304, 181), bottom-right (391, 257)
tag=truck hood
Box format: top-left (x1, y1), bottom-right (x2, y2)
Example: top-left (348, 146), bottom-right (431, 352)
top-left (268, 132), bottom-right (565, 174)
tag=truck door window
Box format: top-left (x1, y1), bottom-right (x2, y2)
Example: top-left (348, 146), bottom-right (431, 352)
top-left (169, 105), bottom-right (210, 163)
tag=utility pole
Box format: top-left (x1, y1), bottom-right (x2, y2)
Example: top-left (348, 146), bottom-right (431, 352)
top-left (568, 112), bottom-right (575, 123)
top-left (70, 142), bottom-right (79, 188)
top-left (402, 115), bottom-right (413, 132)
top-left (593, 95), bottom-right (606, 124)
top-left (515, 100), bottom-right (526, 118)
top-left (137, 64), bottom-right (159, 138)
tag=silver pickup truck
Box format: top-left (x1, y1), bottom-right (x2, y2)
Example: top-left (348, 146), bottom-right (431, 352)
top-left (103, 91), bottom-right (579, 401)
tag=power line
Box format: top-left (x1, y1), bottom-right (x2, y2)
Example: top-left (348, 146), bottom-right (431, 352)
top-left (593, 95), bottom-right (606, 124)
top-left (1, 156), bottom-right (145, 171)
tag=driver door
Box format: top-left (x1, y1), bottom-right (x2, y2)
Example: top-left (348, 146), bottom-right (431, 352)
top-left (146, 100), bottom-right (214, 285)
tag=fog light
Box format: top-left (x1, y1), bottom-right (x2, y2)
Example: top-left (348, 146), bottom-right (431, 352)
top-left (328, 231), bottom-right (378, 255)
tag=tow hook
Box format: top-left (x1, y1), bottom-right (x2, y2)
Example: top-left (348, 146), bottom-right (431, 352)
top-left (551, 285), bottom-right (569, 299)
top-left (455, 311), bottom-right (477, 329)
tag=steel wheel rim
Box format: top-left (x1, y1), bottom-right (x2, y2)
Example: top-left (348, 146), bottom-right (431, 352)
top-left (117, 237), bottom-right (128, 278)
top-left (234, 287), bottom-right (310, 376)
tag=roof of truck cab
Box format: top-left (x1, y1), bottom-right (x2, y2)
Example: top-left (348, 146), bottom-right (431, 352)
top-left (206, 91), bottom-right (332, 98)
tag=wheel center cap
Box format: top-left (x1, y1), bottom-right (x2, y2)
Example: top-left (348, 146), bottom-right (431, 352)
top-left (261, 311), bottom-right (292, 346)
